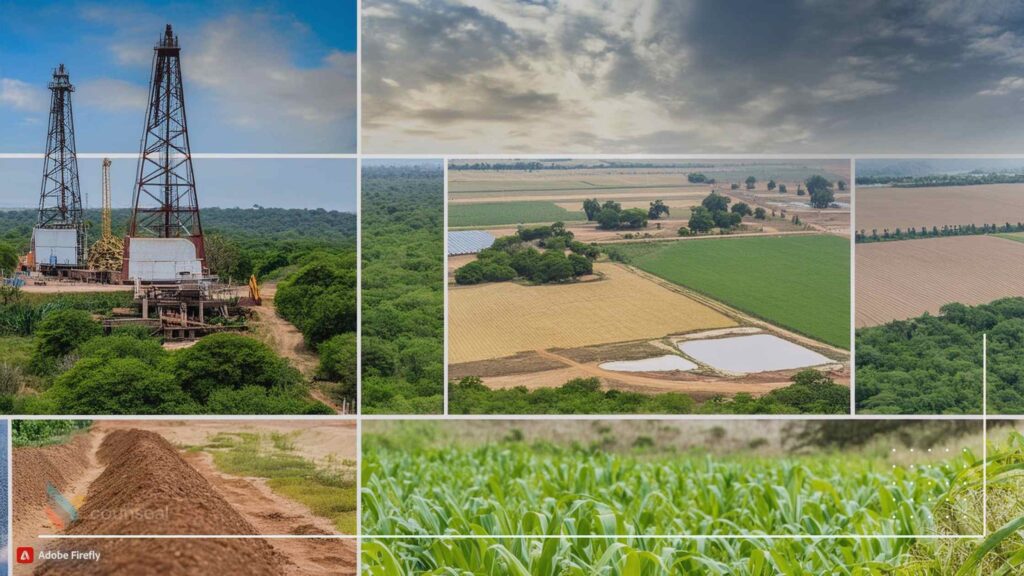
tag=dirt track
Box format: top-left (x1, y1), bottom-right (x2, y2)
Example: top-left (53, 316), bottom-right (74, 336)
top-left (251, 285), bottom-right (319, 378)
top-left (14, 422), bottom-right (356, 576)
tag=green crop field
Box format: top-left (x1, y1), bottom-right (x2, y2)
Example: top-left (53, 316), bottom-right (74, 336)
top-left (606, 234), bottom-right (850, 348)
top-left (449, 201), bottom-right (587, 227)
top-left (361, 425), bottom-right (1024, 575)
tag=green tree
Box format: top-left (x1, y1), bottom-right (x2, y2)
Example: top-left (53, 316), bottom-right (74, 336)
top-left (778, 184), bottom-right (788, 194)
top-left (806, 175), bottom-right (835, 208)
top-left (701, 191), bottom-right (730, 212)
top-left (730, 202), bottom-right (753, 217)
top-left (600, 200), bottom-right (621, 213)
top-left (648, 200), bottom-right (670, 219)
top-left (837, 180), bottom-right (847, 191)
top-left (582, 198), bottom-right (601, 221)
top-left (687, 173), bottom-right (707, 183)
top-left (713, 210), bottom-right (742, 229)
top-left (568, 253), bottom-right (593, 276)
top-left (688, 207), bottom-right (715, 233)
top-left (745, 176), bottom-right (757, 190)
top-left (754, 207), bottom-right (767, 220)
top-left (0, 242), bottom-right (18, 273)
top-left (619, 208), bottom-right (648, 229)
top-left (596, 208), bottom-right (622, 230)
top-left (767, 180), bottom-right (777, 192)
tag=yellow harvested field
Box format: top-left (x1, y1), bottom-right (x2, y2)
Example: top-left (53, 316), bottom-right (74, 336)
top-left (449, 262), bottom-right (736, 363)
top-left (855, 235), bottom-right (1024, 327)
top-left (856, 184), bottom-right (1024, 232)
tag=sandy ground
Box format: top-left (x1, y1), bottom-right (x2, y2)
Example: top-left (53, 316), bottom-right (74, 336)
top-left (15, 421), bottom-right (357, 575)
top-left (855, 235), bottom-right (1024, 326)
top-left (17, 282), bottom-right (130, 294)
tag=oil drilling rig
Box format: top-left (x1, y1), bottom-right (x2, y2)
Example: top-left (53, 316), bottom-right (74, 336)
top-left (31, 64), bottom-right (86, 274)
top-left (105, 24), bottom-right (244, 340)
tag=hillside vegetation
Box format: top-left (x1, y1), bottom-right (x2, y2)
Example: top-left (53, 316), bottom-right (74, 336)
top-left (361, 165), bottom-right (444, 414)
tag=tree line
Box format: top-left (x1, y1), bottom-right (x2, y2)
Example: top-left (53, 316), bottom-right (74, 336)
top-left (856, 221), bottom-right (1024, 243)
top-left (856, 172), bottom-right (1024, 187)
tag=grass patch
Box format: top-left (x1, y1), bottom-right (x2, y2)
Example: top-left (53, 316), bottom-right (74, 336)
top-left (449, 201), bottom-right (586, 227)
top-left (0, 336), bottom-right (33, 368)
top-left (607, 234), bottom-right (850, 348)
top-left (995, 232), bottom-right (1024, 244)
top-left (204, 432), bottom-right (356, 533)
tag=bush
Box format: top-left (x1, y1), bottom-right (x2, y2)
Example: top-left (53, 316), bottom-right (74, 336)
top-left (172, 333), bottom-right (303, 403)
top-left (0, 362), bottom-right (26, 396)
top-left (205, 385), bottom-right (332, 415)
top-left (362, 337), bottom-right (398, 378)
top-left (76, 335), bottom-right (168, 365)
top-left (536, 251), bottom-right (574, 283)
top-left (49, 357), bottom-right (196, 414)
top-left (30, 309), bottom-right (102, 373)
top-left (596, 207), bottom-right (621, 230)
top-left (568, 253), bottom-right (593, 276)
top-left (677, 226), bottom-right (691, 236)
top-left (317, 333), bottom-right (357, 396)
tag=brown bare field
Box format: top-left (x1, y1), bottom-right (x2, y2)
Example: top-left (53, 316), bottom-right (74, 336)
top-left (855, 235), bottom-right (1024, 327)
top-left (449, 262), bottom-right (735, 363)
top-left (856, 183), bottom-right (1024, 232)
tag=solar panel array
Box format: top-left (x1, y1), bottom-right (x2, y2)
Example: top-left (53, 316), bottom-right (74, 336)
top-left (447, 230), bottom-right (496, 256)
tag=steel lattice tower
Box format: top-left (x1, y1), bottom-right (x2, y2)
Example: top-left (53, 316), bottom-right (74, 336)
top-left (127, 24), bottom-right (205, 262)
top-left (37, 63), bottom-right (85, 264)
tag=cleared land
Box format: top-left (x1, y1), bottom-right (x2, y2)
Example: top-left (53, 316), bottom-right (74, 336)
top-left (855, 234), bottom-right (1024, 327)
top-left (448, 262), bottom-right (735, 364)
top-left (448, 200), bottom-right (585, 227)
top-left (610, 234), bottom-right (850, 348)
top-left (856, 183), bottom-right (1024, 232)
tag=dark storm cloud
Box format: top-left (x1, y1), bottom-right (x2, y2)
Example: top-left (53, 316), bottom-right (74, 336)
top-left (363, 0), bottom-right (1024, 153)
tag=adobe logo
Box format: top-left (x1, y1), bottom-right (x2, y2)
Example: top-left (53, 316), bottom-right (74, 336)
top-left (16, 546), bottom-right (34, 564)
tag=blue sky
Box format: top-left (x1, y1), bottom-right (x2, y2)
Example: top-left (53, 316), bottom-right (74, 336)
top-left (0, 0), bottom-right (356, 152)
top-left (0, 158), bottom-right (356, 211)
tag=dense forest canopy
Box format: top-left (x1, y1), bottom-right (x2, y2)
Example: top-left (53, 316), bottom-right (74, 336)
top-left (361, 165), bottom-right (444, 414)
top-left (854, 299), bottom-right (1024, 414)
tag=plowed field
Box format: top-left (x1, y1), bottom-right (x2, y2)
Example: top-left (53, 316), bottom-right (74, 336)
top-left (855, 235), bottom-right (1024, 326)
top-left (856, 183), bottom-right (1024, 232)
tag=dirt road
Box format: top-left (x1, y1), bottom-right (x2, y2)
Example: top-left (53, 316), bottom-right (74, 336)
top-left (251, 284), bottom-right (319, 378)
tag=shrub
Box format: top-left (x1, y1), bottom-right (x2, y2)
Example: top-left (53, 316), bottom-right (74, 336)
top-left (30, 309), bottom-right (101, 373)
top-left (362, 337), bottom-right (398, 378)
top-left (172, 333), bottom-right (303, 403)
top-left (76, 335), bottom-right (168, 365)
top-left (205, 385), bottom-right (333, 415)
top-left (568, 253), bottom-right (593, 276)
top-left (317, 333), bottom-right (357, 397)
top-left (49, 357), bottom-right (196, 414)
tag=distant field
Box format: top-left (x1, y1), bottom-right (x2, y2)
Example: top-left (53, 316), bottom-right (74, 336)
top-left (856, 183), bottom-right (1024, 232)
top-left (448, 201), bottom-right (586, 227)
top-left (448, 262), bottom-right (735, 363)
top-left (610, 235), bottom-right (850, 348)
top-left (856, 235), bottom-right (1024, 327)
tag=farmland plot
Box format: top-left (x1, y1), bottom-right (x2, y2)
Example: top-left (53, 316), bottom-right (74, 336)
top-left (448, 200), bottom-right (585, 227)
top-left (856, 183), bottom-right (1024, 232)
top-left (855, 235), bottom-right (1024, 327)
top-left (610, 234), bottom-right (851, 348)
top-left (448, 262), bottom-right (735, 363)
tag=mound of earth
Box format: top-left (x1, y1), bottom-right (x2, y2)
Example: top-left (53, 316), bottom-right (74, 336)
top-left (34, 429), bottom-right (291, 576)
top-left (14, 433), bottom-right (93, 519)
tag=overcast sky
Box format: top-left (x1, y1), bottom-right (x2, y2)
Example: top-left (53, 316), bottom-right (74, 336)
top-left (0, 158), bottom-right (356, 211)
top-left (0, 0), bottom-right (356, 152)
top-left (363, 0), bottom-right (1024, 154)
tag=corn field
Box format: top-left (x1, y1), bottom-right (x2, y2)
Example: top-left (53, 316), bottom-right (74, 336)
top-left (361, 429), bottom-right (1024, 575)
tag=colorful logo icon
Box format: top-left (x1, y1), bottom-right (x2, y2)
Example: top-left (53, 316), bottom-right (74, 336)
top-left (44, 482), bottom-right (84, 530)
top-left (16, 547), bottom-right (34, 564)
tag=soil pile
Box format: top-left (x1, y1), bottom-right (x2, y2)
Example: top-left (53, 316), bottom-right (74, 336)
top-left (13, 433), bottom-right (93, 521)
top-left (34, 429), bottom-right (291, 576)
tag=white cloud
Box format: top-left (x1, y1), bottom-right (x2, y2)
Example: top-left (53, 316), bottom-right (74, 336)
top-left (978, 75), bottom-right (1024, 96)
top-left (0, 78), bottom-right (46, 112)
top-left (184, 14), bottom-right (356, 128)
top-left (77, 78), bottom-right (148, 111)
